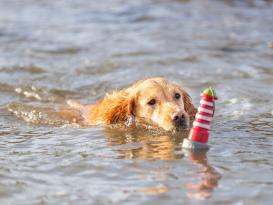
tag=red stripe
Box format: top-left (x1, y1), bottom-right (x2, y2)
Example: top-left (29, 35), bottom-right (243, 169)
top-left (197, 111), bottom-right (213, 117)
top-left (200, 104), bottom-right (214, 110)
top-left (194, 127), bottom-right (208, 132)
top-left (195, 118), bottom-right (210, 125)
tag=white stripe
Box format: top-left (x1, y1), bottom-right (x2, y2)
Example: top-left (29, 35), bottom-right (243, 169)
top-left (193, 121), bottom-right (210, 129)
top-left (200, 99), bottom-right (213, 106)
top-left (198, 107), bottom-right (214, 114)
top-left (195, 114), bottom-right (212, 122)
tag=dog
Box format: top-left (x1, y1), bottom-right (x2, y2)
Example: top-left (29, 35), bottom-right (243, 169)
top-left (63, 77), bottom-right (197, 132)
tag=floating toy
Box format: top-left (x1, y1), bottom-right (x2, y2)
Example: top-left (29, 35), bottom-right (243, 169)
top-left (182, 88), bottom-right (217, 150)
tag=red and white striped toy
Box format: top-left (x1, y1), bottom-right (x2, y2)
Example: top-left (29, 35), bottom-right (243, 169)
top-left (182, 88), bottom-right (217, 150)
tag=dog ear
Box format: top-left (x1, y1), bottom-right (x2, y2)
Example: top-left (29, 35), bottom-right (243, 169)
top-left (182, 90), bottom-right (197, 120)
top-left (104, 94), bottom-right (136, 125)
top-left (125, 97), bottom-right (136, 127)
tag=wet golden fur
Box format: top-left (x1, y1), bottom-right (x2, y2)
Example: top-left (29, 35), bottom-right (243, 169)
top-left (65, 77), bottom-right (196, 131)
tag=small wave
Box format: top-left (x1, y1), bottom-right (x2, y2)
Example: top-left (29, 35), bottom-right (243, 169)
top-left (0, 64), bottom-right (45, 74)
top-left (0, 83), bottom-right (14, 92)
top-left (220, 97), bottom-right (254, 119)
top-left (1, 83), bottom-right (77, 102)
top-left (249, 113), bottom-right (273, 136)
top-left (14, 85), bottom-right (66, 102)
top-left (76, 60), bottom-right (119, 75)
top-left (32, 47), bottom-right (82, 55)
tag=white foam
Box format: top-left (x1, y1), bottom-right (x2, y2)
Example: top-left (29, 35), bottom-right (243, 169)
top-left (230, 100), bottom-right (253, 119)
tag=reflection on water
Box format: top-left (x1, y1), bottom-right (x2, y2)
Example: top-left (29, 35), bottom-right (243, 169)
top-left (104, 128), bottom-right (187, 160)
top-left (182, 150), bottom-right (220, 200)
top-left (104, 128), bottom-right (221, 199)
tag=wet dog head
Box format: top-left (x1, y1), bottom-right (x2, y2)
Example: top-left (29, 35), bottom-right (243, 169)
top-left (124, 78), bottom-right (196, 132)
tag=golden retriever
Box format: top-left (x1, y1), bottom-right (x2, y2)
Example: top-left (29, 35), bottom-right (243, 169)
top-left (64, 77), bottom-right (196, 132)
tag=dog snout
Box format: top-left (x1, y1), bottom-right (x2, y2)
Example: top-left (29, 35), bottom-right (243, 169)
top-left (171, 111), bottom-right (187, 128)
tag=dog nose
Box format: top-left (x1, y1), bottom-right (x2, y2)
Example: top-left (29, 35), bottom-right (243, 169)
top-left (172, 111), bottom-right (185, 125)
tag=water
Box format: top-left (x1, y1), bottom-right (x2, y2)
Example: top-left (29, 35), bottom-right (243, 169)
top-left (0, 0), bottom-right (273, 204)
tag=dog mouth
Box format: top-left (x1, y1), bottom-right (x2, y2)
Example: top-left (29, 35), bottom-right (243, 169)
top-left (134, 117), bottom-right (189, 133)
top-left (174, 125), bottom-right (189, 132)
top-left (173, 120), bottom-right (189, 132)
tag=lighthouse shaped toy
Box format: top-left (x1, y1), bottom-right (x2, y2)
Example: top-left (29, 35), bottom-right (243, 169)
top-left (182, 88), bottom-right (217, 150)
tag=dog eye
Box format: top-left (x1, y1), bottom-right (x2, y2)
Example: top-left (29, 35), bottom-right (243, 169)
top-left (175, 93), bottom-right (181, 99)
top-left (147, 99), bottom-right (156, 105)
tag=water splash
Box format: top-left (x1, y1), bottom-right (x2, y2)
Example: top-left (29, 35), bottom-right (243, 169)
top-left (7, 102), bottom-right (69, 126)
